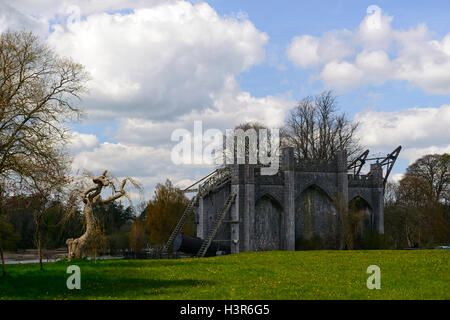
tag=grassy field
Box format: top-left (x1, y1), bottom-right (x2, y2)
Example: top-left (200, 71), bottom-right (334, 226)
top-left (0, 250), bottom-right (448, 300)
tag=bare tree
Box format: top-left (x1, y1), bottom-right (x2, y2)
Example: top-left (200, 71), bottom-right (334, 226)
top-left (282, 91), bottom-right (361, 161)
top-left (223, 121), bottom-right (267, 164)
top-left (25, 156), bottom-right (70, 270)
top-left (0, 30), bottom-right (88, 190)
top-left (221, 121), bottom-right (280, 167)
top-left (66, 170), bottom-right (142, 261)
top-left (0, 30), bottom-right (88, 270)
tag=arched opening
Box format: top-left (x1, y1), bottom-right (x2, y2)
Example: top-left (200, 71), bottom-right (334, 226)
top-left (348, 196), bottom-right (373, 235)
top-left (295, 185), bottom-right (338, 249)
top-left (254, 195), bottom-right (282, 251)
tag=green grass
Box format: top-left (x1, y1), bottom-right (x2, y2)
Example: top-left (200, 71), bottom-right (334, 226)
top-left (0, 250), bottom-right (448, 299)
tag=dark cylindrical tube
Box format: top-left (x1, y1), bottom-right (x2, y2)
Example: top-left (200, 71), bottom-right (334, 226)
top-left (173, 234), bottom-right (230, 256)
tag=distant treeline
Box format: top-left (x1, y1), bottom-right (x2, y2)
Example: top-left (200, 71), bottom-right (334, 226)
top-left (3, 197), bottom-right (137, 253)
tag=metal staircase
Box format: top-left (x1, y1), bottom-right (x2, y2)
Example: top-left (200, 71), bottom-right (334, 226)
top-left (162, 194), bottom-right (199, 252)
top-left (162, 167), bottom-right (231, 253)
top-left (196, 192), bottom-right (236, 257)
top-left (184, 167), bottom-right (231, 195)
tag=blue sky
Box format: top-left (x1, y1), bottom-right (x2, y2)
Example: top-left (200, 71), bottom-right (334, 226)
top-left (1, 0), bottom-right (449, 198)
top-left (209, 0), bottom-right (450, 106)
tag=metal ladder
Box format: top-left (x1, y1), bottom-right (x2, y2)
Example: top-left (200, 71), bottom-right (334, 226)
top-left (196, 193), bottom-right (236, 257)
top-left (162, 194), bottom-right (199, 252)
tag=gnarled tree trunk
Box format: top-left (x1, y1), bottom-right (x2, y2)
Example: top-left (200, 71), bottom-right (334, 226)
top-left (67, 171), bottom-right (128, 261)
top-left (66, 200), bottom-right (96, 260)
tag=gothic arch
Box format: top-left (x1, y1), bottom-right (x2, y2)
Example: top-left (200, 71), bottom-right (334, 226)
top-left (256, 193), bottom-right (283, 209)
top-left (295, 184), bottom-right (338, 249)
top-left (349, 195), bottom-right (372, 210)
top-left (348, 189), bottom-right (374, 209)
top-left (349, 196), bottom-right (374, 233)
top-left (296, 181), bottom-right (336, 201)
top-left (255, 184), bottom-right (284, 209)
top-left (254, 195), bottom-right (282, 251)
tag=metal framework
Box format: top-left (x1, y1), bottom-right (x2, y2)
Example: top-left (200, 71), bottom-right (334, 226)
top-left (183, 167), bottom-right (231, 195)
top-left (348, 146), bottom-right (402, 187)
top-left (376, 145), bottom-right (402, 187)
top-left (163, 167), bottom-right (232, 252)
top-left (347, 149), bottom-right (369, 175)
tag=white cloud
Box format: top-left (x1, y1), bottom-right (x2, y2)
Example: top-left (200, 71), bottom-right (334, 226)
top-left (287, 31), bottom-right (353, 68)
top-left (287, 6), bottom-right (450, 94)
top-left (2, 0), bottom-right (171, 19)
top-left (355, 104), bottom-right (450, 163)
top-left (116, 77), bottom-right (293, 146)
top-left (391, 173), bottom-right (404, 183)
top-left (72, 142), bottom-right (170, 175)
top-left (46, 1), bottom-right (269, 120)
top-left (320, 61), bottom-right (364, 90)
top-left (75, 76), bottom-right (292, 197)
top-left (401, 146), bottom-right (450, 164)
top-left (0, 2), bottom-right (48, 36)
top-left (68, 132), bottom-right (99, 152)
top-left (1, 0), bottom-right (293, 198)
top-left (287, 35), bottom-right (321, 67)
top-left (394, 29), bottom-right (450, 94)
top-left (71, 141), bottom-right (213, 197)
top-left (357, 6), bottom-right (394, 51)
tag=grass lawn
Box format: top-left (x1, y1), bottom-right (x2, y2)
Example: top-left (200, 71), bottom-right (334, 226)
top-left (0, 250), bottom-right (448, 300)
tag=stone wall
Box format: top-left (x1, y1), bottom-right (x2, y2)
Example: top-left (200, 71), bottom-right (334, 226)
top-left (195, 147), bottom-right (385, 252)
top-left (295, 185), bottom-right (338, 248)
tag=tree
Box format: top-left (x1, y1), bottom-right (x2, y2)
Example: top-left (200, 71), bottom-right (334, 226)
top-left (0, 30), bottom-right (88, 184)
top-left (0, 30), bottom-right (88, 266)
top-left (384, 170), bottom-right (450, 248)
top-left (332, 192), bottom-right (363, 250)
top-left (0, 211), bottom-right (21, 276)
top-left (129, 218), bottom-right (146, 253)
top-left (384, 181), bottom-right (397, 206)
top-left (3, 195), bottom-right (35, 249)
top-left (24, 158), bottom-right (70, 270)
top-left (66, 171), bottom-right (142, 261)
top-left (396, 175), bottom-right (434, 207)
top-left (282, 91), bottom-right (361, 161)
top-left (0, 183), bottom-right (24, 275)
top-left (223, 121), bottom-right (273, 165)
top-left (396, 175), bottom-right (448, 247)
top-left (85, 226), bottom-right (108, 264)
top-left (3, 195), bottom-right (83, 250)
top-left (42, 200), bottom-right (83, 249)
top-left (145, 180), bottom-right (193, 248)
top-left (95, 201), bottom-right (135, 235)
top-left (95, 201), bottom-right (135, 254)
top-left (406, 153), bottom-right (450, 203)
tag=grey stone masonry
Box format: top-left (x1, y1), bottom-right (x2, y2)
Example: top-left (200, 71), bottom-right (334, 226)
top-left (195, 147), bottom-right (386, 251)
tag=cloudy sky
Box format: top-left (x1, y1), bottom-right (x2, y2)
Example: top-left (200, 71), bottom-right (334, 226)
top-left (1, 0), bottom-right (449, 200)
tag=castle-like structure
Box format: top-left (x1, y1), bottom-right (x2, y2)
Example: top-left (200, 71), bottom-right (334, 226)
top-left (194, 147), bottom-right (386, 253)
top-left (166, 146), bottom-right (400, 256)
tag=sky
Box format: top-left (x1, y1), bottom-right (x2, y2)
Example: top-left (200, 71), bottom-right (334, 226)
top-left (1, 0), bottom-right (449, 201)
